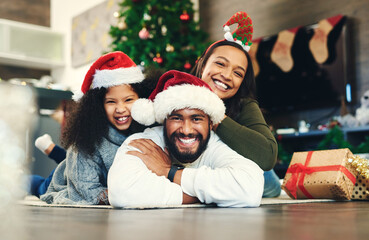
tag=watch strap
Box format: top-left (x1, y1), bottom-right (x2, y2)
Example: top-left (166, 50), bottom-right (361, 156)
top-left (168, 165), bottom-right (184, 182)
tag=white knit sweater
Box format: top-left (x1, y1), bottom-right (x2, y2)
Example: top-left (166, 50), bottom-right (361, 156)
top-left (108, 126), bottom-right (264, 208)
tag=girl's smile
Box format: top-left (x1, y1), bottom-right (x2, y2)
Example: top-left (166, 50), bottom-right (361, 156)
top-left (104, 84), bottom-right (139, 131)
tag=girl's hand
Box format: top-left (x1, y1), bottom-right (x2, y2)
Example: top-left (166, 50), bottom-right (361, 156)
top-left (127, 139), bottom-right (171, 177)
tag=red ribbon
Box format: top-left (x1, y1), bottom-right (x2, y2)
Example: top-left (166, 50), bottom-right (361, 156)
top-left (285, 151), bottom-right (356, 199)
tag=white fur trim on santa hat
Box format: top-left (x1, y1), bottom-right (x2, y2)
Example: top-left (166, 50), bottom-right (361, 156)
top-left (91, 66), bottom-right (144, 89)
top-left (72, 90), bottom-right (84, 101)
top-left (131, 98), bottom-right (156, 126)
top-left (154, 84), bottom-right (225, 124)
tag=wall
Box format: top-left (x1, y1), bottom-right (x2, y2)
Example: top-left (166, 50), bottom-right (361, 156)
top-left (199, 0), bottom-right (369, 128)
top-left (0, 0), bottom-right (50, 80)
top-left (50, 0), bottom-right (199, 92)
top-left (0, 0), bottom-right (50, 26)
top-left (50, 0), bottom-right (107, 92)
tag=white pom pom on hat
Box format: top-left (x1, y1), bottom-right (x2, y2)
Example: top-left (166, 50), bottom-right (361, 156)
top-left (131, 98), bottom-right (156, 126)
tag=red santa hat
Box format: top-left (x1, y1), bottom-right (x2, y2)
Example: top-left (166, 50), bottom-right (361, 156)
top-left (131, 70), bottom-right (225, 126)
top-left (73, 51), bottom-right (144, 101)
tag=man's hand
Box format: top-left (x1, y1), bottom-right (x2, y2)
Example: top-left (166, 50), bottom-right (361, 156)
top-left (127, 139), bottom-right (171, 177)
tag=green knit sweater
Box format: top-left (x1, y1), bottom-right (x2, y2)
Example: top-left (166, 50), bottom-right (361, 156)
top-left (215, 98), bottom-right (278, 171)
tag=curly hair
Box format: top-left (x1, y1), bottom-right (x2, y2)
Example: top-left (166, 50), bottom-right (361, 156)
top-left (62, 67), bottom-right (163, 157)
top-left (190, 41), bottom-right (256, 119)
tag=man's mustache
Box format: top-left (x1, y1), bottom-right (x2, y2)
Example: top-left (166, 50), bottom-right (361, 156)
top-left (171, 132), bottom-right (201, 140)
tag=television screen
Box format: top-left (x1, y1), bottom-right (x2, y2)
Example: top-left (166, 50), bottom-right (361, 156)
top-left (255, 17), bottom-right (351, 113)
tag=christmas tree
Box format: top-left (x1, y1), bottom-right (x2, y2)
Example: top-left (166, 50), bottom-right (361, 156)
top-left (110, 0), bottom-right (210, 72)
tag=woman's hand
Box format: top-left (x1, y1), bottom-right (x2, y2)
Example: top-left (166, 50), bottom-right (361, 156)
top-left (127, 139), bottom-right (171, 177)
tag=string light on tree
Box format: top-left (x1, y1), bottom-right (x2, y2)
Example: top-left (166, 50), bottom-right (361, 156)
top-left (143, 13), bottom-right (151, 21)
top-left (113, 11), bottom-right (120, 18)
top-left (161, 25), bottom-right (167, 36)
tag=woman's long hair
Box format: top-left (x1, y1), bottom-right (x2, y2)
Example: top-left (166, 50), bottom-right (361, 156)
top-left (191, 41), bottom-right (256, 119)
top-left (62, 67), bottom-right (163, 157)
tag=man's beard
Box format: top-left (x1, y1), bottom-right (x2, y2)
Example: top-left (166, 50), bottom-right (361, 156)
top-left (164, 124), bottom-right (211, 164)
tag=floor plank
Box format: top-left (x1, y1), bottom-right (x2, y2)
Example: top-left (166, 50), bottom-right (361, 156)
top-left (4, 201), bottom-right (369, 240)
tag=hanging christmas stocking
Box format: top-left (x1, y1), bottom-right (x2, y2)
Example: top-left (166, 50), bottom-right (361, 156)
top-left (309, 15), bottom-right (344, 64)
top-left (270, 26), bottom-right (301, 72)
top-left (249, 37), bottom-right (261, 77)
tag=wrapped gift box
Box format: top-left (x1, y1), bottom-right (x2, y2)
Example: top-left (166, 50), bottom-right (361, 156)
top-left (351, 156), bottom-right (369, 200)
top-left (281, 148), bottom-right (357, 200)
top-left (351, 175), bottom-right (369, 200)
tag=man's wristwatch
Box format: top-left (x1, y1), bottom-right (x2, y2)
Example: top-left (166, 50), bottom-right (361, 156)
top-left (168, 165), bottom-right (185, 182)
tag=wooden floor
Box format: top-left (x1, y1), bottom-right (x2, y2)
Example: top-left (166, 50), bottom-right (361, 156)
top-left (3, 201), bottom-right (369, 240)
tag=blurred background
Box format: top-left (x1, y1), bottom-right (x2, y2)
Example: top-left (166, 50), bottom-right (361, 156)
top-left (0, 0), bottom-right (368, 179)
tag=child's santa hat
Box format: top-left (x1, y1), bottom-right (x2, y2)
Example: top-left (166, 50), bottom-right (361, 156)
top-left (131, 70), bottom-right (225, 126)
top-left (73, 51), bottom-right (144, 101)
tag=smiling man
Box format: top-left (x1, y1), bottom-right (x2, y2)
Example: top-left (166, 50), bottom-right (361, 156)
top-left (164, 108), bottom-right (210, 164)
top-left (108, 70), bottom-right (264, 208)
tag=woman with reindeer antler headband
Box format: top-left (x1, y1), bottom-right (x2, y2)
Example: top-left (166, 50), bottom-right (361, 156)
top-left (191, 11), bottom-right (281, 198)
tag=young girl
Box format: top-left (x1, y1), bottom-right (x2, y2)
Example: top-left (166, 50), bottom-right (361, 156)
top-left (191, 12), bottom-right (281, 197)
top-left (37, 51), bottom-right (158, 205)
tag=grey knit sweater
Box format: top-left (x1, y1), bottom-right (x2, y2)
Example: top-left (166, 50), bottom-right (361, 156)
top-left (40, 126), bottom-right (128, 205)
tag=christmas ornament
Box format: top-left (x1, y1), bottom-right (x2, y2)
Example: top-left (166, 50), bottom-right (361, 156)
top-left (117, 21), bottom-right (127, 30)
top-left (121, 36), bottom-right (128, 41)
top-left (180, 10), bottom-right (190, 22)
top-left (309, 15), bottom-right (345, 64)
top-left (166, 44), bottom-right (174, 52)
top-left (153, 54), bottom-right (163, 64)
top-left (184, 62), bottom-right (191, 70)
top-left (270, 26), bottom-right (301, 72)
top-left (139, 27), bottom-right (150, 40)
